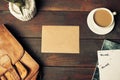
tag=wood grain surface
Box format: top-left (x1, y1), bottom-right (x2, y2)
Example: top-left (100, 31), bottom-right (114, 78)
top-left (0, 0), bottom-right (120, 80)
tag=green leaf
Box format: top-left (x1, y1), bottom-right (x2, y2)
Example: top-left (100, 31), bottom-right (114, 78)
top-left (4, 0), bottom-right (25, 7)
top-left (4, 0), bottom-right (25, 15)
top-left (19, 6), bottom-right (23, 15)
top-left (15, 0), bottom-right (25, 6)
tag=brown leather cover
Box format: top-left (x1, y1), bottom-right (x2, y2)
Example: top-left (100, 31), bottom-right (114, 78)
top-left (0, 25), bottom-right (39, 80)
top-left (0, 24), bottom-right (24, 64)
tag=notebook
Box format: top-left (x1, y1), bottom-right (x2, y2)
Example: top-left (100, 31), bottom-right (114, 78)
top-left (92, 40), bottom-right (120, 80)
top-left (97, 50), bottom-right (120, 80)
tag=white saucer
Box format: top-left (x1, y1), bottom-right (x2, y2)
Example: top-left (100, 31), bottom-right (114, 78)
top-left (87, 9), bottom-right (115, 35)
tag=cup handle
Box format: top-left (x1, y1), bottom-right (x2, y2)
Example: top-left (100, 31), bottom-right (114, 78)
top-left (113, 12), bottom-right (117, 16)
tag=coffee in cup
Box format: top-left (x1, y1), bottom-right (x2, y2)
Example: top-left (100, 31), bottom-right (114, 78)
top-left (87, 8), bottom-right (116, 35)
top-left (94, 9), bottom-right (112, 27)
top-left (92, 8), bottom-right (116, 28)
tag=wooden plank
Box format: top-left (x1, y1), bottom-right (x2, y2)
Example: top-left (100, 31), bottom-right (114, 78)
top-left (18, 38), bottom-right (105, 67)
top-left (20, 38), bottom-right (120, 67)
top-left (41, 0), bottom-right (120, 11)
top-left (0, 0), bottom-right (120, 11)
top-left (0, 11), bottom-right (120, 39)
top-left (39, 39), bottom-right (102, 67)
top-left (42, 67), bottom-right (94, 80)
top-left (40, 0), bottom-right (106, 11)
top-left (0, 1), bottom-right (8, 10)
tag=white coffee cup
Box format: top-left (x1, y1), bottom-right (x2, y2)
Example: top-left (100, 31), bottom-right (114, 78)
top-left (91, 8), bottom-right (116, 29)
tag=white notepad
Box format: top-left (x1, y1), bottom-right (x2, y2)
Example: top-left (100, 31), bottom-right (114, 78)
top-left (97, 50), bottom-right (120, 80)
top-left (41, 25), bottom-right (80, 53)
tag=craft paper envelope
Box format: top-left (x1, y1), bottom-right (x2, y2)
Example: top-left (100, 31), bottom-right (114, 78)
top-left (41, 25), bottom-right (80, 53)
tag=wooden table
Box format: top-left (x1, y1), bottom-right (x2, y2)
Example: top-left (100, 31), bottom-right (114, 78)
top-left (0, 0), bottom-right (120, 80)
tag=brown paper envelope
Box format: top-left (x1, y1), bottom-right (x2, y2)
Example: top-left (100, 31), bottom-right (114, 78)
top-left (41, 25), bottom-right (80, 53)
